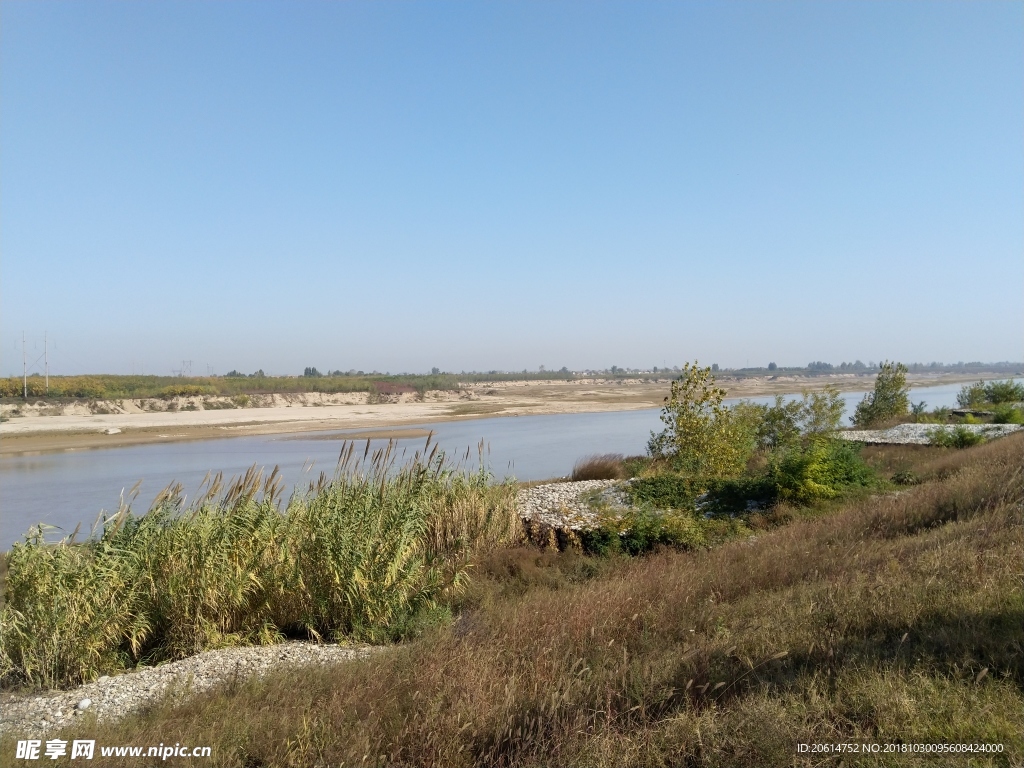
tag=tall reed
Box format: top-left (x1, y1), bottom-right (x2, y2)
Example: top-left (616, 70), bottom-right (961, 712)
top-left (0, 438), bottom-right (520, 688)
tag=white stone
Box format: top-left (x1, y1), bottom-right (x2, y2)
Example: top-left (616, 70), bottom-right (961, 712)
top-left (76, 698), bottom-right (92, 711)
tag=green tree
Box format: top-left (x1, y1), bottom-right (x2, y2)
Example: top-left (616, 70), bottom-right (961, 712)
top-left (800, 386), bottom-right (845, 437)
top-left (745, 386), bottom-right (844, 452)
top-left (648, 362), bottom-right (753, 480)
top-left (956, 381), bottom-right (987, 408)
top-left (852, 361), bottom-right (909, 427)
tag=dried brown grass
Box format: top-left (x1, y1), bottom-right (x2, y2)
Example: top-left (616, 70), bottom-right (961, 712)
top-left (31, 435), bottom-right (1024, 767)
top-left (571, 454), bottom-right (626, 481)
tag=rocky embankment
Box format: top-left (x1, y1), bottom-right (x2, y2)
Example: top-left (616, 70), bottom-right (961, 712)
top-left (0, 642), bottom-right (376, 737)
top-left (517, 479), bottom-right (623, 530)
top-left (840, 423), bottom-right (1022, 445)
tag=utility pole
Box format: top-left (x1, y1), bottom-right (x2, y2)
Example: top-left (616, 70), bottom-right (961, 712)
top-left (22, 332), bottom-right (27, 400)
top-left (44, 331), bottom-right (48, 395)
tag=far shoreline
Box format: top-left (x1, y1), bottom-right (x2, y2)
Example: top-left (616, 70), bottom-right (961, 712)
top-left (0, 372), bottom-right (1004, 458)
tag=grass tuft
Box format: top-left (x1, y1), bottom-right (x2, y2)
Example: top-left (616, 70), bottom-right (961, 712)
top-left (571, 454), bottom-right (626, 481)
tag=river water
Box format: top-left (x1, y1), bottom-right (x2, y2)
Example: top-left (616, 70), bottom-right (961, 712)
top-left (0, 382), bottom-right (978, 547)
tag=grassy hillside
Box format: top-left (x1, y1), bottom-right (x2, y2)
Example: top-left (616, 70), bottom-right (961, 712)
top-left (22, 433), bottom-right (1022, 767)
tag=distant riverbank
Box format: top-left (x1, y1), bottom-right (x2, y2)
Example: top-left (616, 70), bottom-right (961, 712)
top-left (0, 371), bottom-right (1008, 457)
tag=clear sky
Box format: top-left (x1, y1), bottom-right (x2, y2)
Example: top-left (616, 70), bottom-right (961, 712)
top-left (2, 1), bottom-right (1021, 376)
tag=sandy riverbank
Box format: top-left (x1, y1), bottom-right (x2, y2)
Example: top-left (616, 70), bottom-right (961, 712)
top-left (0, 372), bottom-right (996, 456)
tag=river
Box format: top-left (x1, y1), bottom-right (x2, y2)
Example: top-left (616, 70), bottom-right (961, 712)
top-left (0, 381), bottom-right (981, 547)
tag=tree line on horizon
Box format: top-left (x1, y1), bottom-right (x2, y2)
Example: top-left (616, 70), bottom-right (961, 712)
top-left (1, 361), bottom-right (1020, 401)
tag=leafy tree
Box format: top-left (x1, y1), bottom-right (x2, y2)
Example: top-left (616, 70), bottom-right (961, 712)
top-left (768, 362), bottom-right (777, 371)
top-left (648, 362), bottom-right (753, 480)
top-left (852, 361), bottom-right (909, 427)
top-left (984, 379), bottom-right (1024, 403)
top-left (957, 381), bottom-right (986, 408)
top-left (303, 367), bottom-right (322, 378)
top-left (959, 379), bottom-right (1024, 406)
top-left (801, 386), bottom-right (845, 437)
top-left (745, 387), bottom-right (844, 452)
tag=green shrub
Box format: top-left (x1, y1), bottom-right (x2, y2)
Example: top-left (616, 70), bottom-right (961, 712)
top-left (992, 404), bottom-right (1024, 424)
top-left (957, 379), bottom-right (1024, 407)
top-left (701, 475), bottom-right (778, 516)
top-left (985, 379), bottom-right (1024, 403)
top-left (956, 381), bottom-right (988, 408)
top-left (742, 387), bottom-right (845, 451)
top-left (891, 470), bottom-right (921, 486)
top-left (852, 361), bottom-right (910, 427)
top-left (624, 474), bottom-right (698, 510)
top-left (769, 439), bottom-right (875, 505)
top-left (581, 508), bottom-right (749, 557)
top-left (927, 426), bottom-right (985, 448)
top-left (621, 455), bottom-right (654, 478)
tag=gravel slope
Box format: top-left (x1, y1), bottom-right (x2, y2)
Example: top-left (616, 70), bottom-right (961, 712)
top-left (0, 642), bottom-right (377, 737)
top-left (839, 423), bottom-right (1022, 445)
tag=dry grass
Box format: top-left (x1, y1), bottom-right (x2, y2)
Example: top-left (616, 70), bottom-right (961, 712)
top-left (571, 454), bottom-right (626, 481)
top-left (13, 435), bottom-right (1024, 766)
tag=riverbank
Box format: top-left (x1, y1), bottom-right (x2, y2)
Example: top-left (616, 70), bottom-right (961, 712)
top-left (0, 372), bottom-right (997, 456)
top-left (7, 434), bottom-right (1018, 766)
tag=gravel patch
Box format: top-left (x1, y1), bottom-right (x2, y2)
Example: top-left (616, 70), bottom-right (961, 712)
top-left (0, 642), bottom-right (378, 737)
top-left (839, 423), bottom-right (1023, 445)
top-left (517, 479), bottom-right (623, 530)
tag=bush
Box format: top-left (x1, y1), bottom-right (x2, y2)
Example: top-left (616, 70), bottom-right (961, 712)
top-left (701, 475), bottom-right (778, 516)
top-left (852, 361), bottom-right (910, 427)
top-left (958, 379), bottom-right (1024, 407)
top-left (621, 455), bottom-right (654, 478)
top-left (891, 470), bottom-right (921, 486)
top-left (956, 381), bottom-right (987, 408)
top-left (746, 387), bottom-right (845, 451)
top-left (769, 439), bottom-right (875, 505)
top-left (624, 474), bottom-right (698, 510)
top-left (571, 454), bottom-right (625, 481)
top-left (647, 362), bottom-right (755, 480)
top-left (927, 426), bottom-right (985, 448)
top-left (580, 508), bottom-right (749, 557)
top-left (992, 404), bottom-right (1024, 424)
top-left (985, 379), bottom-right (1024, 403)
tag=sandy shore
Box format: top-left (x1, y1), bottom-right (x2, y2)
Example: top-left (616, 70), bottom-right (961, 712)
top-left (0, 372), bottom-right (995, 456)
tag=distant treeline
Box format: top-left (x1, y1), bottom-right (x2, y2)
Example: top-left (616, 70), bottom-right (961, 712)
top-left (0, 371), bottom-right (573, 400)
top-left (1, 362), bottom-right (1021, 400)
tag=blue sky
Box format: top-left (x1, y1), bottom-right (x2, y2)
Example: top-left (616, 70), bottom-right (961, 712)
top-left (2, 1), bottom-right (1021, 376)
